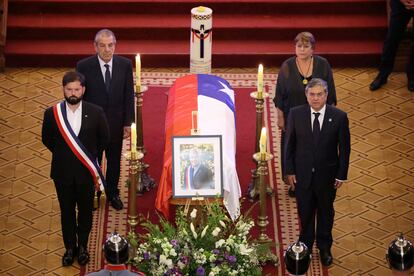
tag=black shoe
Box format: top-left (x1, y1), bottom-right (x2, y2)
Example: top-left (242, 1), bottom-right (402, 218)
top-left (77, 246), bottom-right (90, 266)
top-left (110, 196), bottom-right (123, 210)
top-left (408, 80), bottom-right (414, 92)
top-left (62, 248), bottom-right (76, 266)
top-left (319, 249), bottom-right (333, 267)
top-left (288, 186), bottom-right (296, 198)
top-left (369, 74), bottom-right (387, 91)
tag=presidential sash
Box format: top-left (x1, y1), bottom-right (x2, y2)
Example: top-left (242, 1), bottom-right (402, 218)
top-left (184, 166), bottom-right (193, 190)
top-left (52, 101), bottom-right (106, 192)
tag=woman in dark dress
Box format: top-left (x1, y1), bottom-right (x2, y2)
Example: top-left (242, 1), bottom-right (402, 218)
top-left (274, 32), bottom-right (337, 197)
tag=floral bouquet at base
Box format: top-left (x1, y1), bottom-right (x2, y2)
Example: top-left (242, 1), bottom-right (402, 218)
top-left (132, 201), bottom-right (265, 276)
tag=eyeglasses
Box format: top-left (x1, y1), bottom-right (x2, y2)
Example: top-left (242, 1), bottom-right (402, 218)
top-left (307, 92), bottom-right (326, 98)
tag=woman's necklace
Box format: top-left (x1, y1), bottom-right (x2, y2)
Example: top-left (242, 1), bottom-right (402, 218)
top-left (296, 56), bottom-right (313, 85)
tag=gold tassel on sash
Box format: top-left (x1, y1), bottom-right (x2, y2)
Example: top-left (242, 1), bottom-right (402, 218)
top-left (93, 175), bottom-right (106, 210)
top-left (100, 191), bottom-right (106, 206)
top-left (93, 190), bottom-right (106, 210)
top-left (93, 192), bottom-right (99, 209)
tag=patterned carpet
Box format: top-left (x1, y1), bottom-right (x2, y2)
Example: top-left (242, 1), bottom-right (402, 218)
top-left (84, 72), bottom-right (282, 275)
top-left (0, 67), bottom-right (413, 276)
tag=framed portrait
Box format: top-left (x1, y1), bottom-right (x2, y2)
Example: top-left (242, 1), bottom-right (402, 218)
top-left (172, 135), bottom-right (223, 198)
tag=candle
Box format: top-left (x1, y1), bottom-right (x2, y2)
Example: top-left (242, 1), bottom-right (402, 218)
top-left (131, 123), bottom-right (137, 154)
top-left (135, 54), bottom-right (141, 89)
top-left (257, 64), bottom-right (264, 98)
top-left (259, 127), bottom-right (267, 153)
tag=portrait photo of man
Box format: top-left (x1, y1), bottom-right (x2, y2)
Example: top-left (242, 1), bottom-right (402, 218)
top-left (183, 148), bottom-right (214, 190)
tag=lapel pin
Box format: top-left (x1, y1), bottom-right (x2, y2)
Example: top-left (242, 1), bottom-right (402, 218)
top-left (85, 115), bottom-right (88, 118)
top-left (329, 118), bottom-right (332, 122)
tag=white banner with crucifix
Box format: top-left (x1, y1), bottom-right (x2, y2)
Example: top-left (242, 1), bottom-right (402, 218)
top-left (190, 6), bottom-right (213, 74)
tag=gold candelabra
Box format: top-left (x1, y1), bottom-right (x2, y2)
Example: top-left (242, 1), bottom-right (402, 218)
top-left (248, 90), bottom-right (269, 199)
top-left (135, 85), bottom-right (146, 153)
top-left (253, 152), bottom-right (273, 243)
top-left (125, 150), bottom-right (144, 242)
top-left (253, 151), bottom-right (279, 266)
top-left (135, 84), bottom-right (155, 194)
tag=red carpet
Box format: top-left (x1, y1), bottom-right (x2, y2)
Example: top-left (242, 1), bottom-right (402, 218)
top-left (84, 72), bottom-right (329, 275)
top-left (6, 0), bottom-right (387, 67)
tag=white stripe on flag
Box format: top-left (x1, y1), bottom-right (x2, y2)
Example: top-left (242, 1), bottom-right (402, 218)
top-left (198, 94), bottom-right (241, 220)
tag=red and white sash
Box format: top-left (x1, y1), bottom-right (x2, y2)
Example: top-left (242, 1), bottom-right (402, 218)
top-left (52, 101), bottom-right (106, 192)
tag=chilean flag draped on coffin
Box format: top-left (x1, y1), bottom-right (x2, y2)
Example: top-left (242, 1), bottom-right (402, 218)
top-left (155, 74), bottom-right (241, 220)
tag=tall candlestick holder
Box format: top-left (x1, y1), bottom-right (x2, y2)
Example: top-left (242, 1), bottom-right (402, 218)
top-left (248, 90), bottom-right (270, 200)
top-left (125, 150), bottom-right (144, 243)
top-left (253, 151), bottom-right (273, 243)
top-left (135, 84), bottom-right (155, 194)
top-left (253, 151), bottom-right (279, 266)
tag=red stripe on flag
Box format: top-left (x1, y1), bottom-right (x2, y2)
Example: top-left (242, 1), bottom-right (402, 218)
top-left (155, 74), bottom-right (198, 217)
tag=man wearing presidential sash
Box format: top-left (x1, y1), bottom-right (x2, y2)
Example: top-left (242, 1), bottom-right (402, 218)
top-left (42, 71), bottom-right (110, 266)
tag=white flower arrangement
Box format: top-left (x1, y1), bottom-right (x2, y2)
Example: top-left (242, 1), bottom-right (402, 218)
top-left (132, 202), bottom-right (264, 275)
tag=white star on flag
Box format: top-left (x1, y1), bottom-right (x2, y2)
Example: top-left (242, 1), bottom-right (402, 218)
top-left (218, 81), bottom-right (235, 103)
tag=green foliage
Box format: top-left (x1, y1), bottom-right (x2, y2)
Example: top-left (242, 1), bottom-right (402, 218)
top-left (131, 202), bottom-right (263, 276)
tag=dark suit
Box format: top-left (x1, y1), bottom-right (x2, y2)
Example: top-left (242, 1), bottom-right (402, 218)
top-left (42, 101), bottom-right (109, 249)
top-left (378, 0), bottom-right (414, 81)
top-left (76, 55), bottom-right (135, 199)
top-left (285, 104), bottom-right (350, 250)
top-left (184, 164), bottom-right (214, 190)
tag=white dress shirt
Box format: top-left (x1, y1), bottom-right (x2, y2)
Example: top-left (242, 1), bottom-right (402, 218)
top-left (66, 101), bottom-right (82, 136)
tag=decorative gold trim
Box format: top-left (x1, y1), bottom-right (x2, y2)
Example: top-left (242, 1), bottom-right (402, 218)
top-left (191, 14), bottom-right (212, 20)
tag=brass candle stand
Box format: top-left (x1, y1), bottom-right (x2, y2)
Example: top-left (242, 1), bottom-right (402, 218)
top-left (248, 90), bottom-right (269, 199)
top-left (135, 85), bottom-right (155, 194)
top-left (125, 150), bottom-right (144, 242)
top-left (253, 151), bottom-right (273, 243)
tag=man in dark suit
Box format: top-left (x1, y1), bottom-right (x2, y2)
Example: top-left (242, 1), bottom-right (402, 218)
top-left (184, 148), bottom-right (214, 190)
top-left (42, 71), bottom-right (110, 266)
top-left (76, 29), bottom-right (135, 210)
top-left (370, 0), bottom-right (414, 92)
top-left (285, 78), bottom-right (351, 267)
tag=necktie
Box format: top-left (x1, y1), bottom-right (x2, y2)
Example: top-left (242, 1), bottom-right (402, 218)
top-left (104, 64), bottom-right (111, 92)
top-left (312, 112), bottom-right (321, 145)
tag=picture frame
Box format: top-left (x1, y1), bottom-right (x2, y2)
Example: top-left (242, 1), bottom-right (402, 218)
top-left (172, 135), bottom-right (223, 198)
